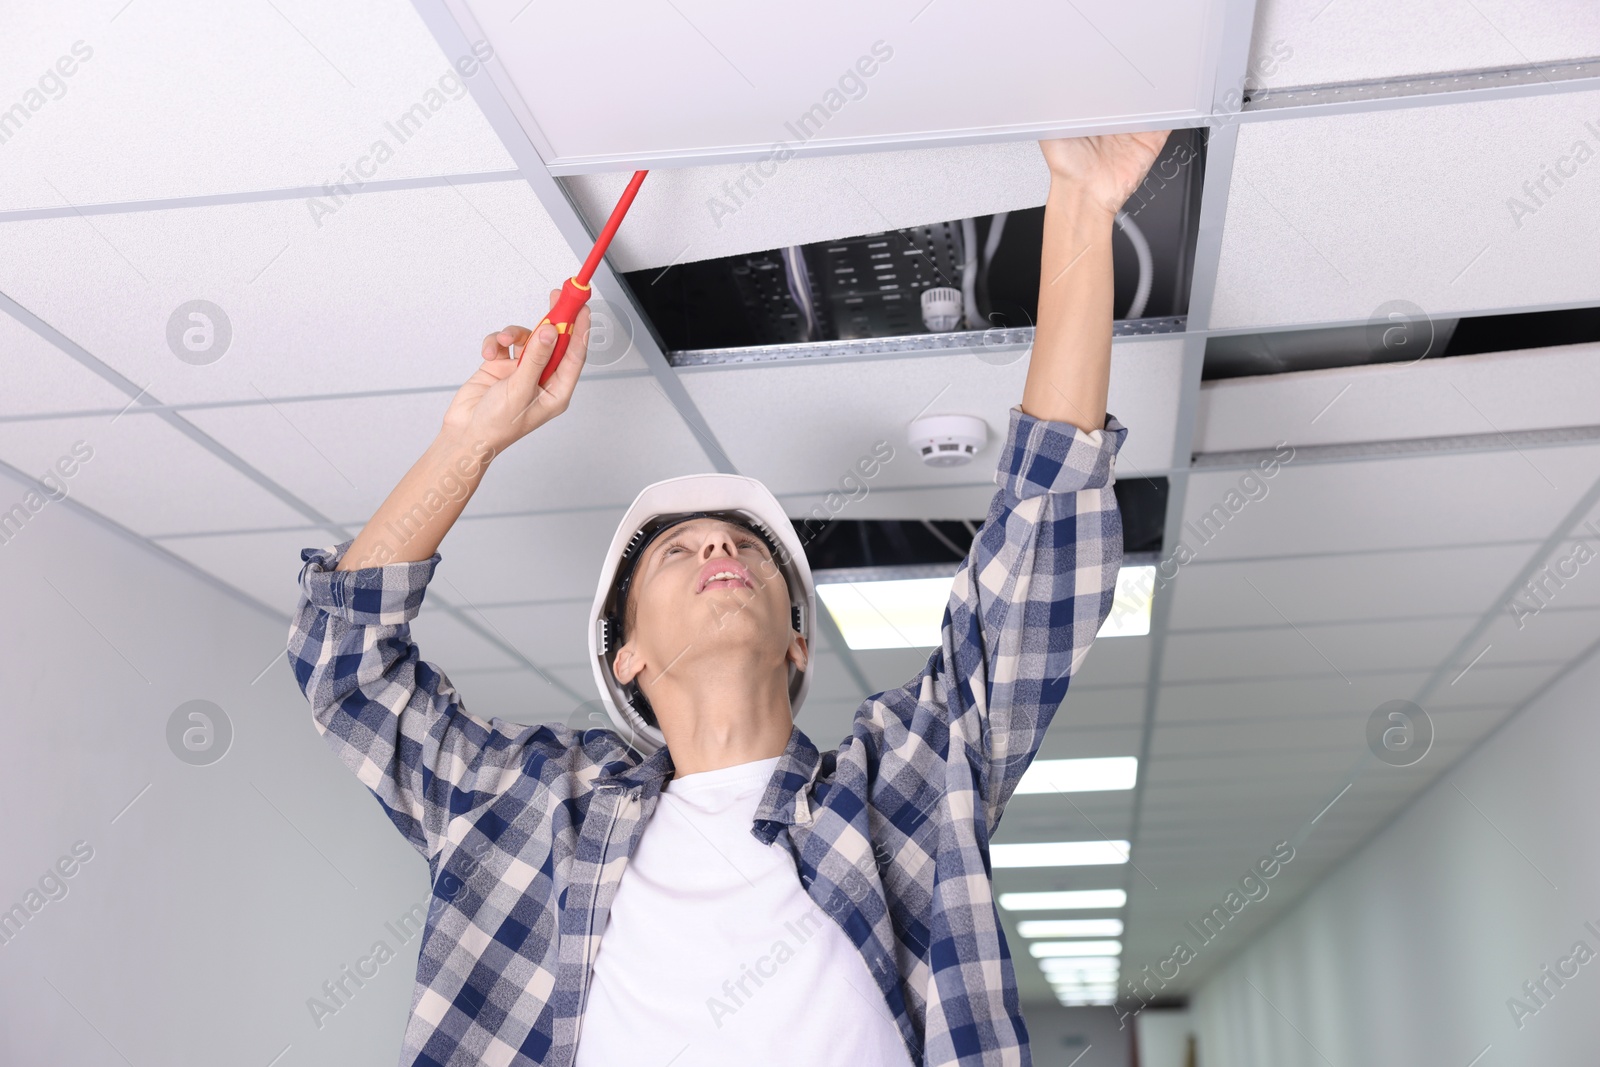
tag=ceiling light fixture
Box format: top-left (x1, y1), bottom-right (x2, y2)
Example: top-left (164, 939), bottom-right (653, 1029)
top-left (1018, 918), bottom-right (1125, 939)
top-left (997, 889), bottom-right (1127, 911)
top-left (1013, 757), bottom-right (1138, 795)
top-left (817, 567), bottom-right (1154, 650)
top-left (990, 840), bottom-right (1130, 868)
top-left (1029, 940), bottom-right (1124, 958)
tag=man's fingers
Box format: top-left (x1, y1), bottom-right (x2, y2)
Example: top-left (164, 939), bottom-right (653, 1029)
top-left (486, 325), bottom-right (531, 362)
top-left (542, 304), bottom-right (591, 402)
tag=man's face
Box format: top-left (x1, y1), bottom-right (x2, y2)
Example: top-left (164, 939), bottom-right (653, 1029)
top-left (612, 518), bottom-right (805, 699)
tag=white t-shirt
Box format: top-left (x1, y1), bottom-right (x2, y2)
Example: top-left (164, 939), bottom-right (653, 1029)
top-left (574, 756), bottom-right (916, 1067)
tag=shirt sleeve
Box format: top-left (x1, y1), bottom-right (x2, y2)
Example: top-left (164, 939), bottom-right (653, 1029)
top-left (285, 540), bottom-right (565, 860)
top-left (867, 405), bottom-right (1127, 836)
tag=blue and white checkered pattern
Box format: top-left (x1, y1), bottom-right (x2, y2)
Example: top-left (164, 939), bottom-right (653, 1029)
top-left (287, 404), bottom-right (1127, 1067)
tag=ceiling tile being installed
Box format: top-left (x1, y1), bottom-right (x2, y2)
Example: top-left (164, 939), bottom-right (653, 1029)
top-left (0, 0), bottom-right (513, 212)
top-left (679, 337), bottom-right (1186, 505)
top-left (0, 182), bottom-right (589, 406)
top-left (457, 0), bottom-right (1220, 172)
top-left (1194, 343), bottom-right (1600, 454)
top-left (1214, 89), bottom-right (1600, 330)
top-left (563, 140), bottom-right (1052, 271)
top-left (1248, 0), bottom-right (1600, 90)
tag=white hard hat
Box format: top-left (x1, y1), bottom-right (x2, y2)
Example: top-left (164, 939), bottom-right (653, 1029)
top-left (588, 473), bottom-right (816, 757)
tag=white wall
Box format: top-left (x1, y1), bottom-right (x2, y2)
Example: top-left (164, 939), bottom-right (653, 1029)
top-left (1191, 641), bottom-right (1600, 1067)
top-left (0, 466), bottom-right (430, 1066)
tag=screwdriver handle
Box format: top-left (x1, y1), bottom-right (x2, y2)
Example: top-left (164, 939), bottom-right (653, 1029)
top-left (518, 276), bottom-right (593, 385)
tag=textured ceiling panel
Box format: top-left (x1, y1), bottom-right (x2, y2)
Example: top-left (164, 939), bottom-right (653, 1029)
top-left (1176, 444), bottom-right (1600, 560)
top-left (177, 378), bottom-right (715, 533)
top-left (0, 182), bottom-right (589, 408)
top-left (1213, 89), bottom-right (1600, 330)
top-left (1194, 344), bottom-right (1600, 454)
top-left (464, 0), bottom-right (1217, 171)
top-left (680, 338), bottom-right (1185, 508)
top-left (1155, 671), bottom-right (1430, 725)
top-left (153, 527), bottom-right (334, 616)
top-left (412, 603), bottom-right (519, 670)
top-left (433, 510), bottom-right (624, 607)
top-left (1160, 616), bottom-right (1478, 682)
top-left (564, 141), bottom-right (1051, 271)
top-left (1247, 0), bottom-right (1600, 90)
top-left (0, 311), bottom-right (129, 416)
top-left (0, 0), bottom-right (512, 211)
top-left (1479, 605), bottom-right (1600, 666)
top-left (1166, 544), bottom-right (1534, 630)
top-left (0, 414), bottom-right (310, 535)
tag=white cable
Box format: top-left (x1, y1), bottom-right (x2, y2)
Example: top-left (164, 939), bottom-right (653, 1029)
top-left (782, 245), bottom-right (818, 340)
top-left (1114, 211), bottom-right (1153, 320)
top-left (982, 211), bottom-right (1009, 267)
top-left (960, 217), bottom-right (979, 329)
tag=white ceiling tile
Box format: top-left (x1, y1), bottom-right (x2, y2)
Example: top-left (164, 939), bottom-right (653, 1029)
top-left (0, 0), bottom-right (513, 211)
top-left (1046, 686), bottom-right (1147, 730)
top-left (1480, 606), bottom-right (1600, 666)
top-left (1176, 444), bottom-right (1600, 560)
top-left (1214, 89), bottom-right (1600, 329)
top-left (446, 666), bottom-right (574, 724)
top-left (1167, 544), bottom-right (1534, 629)
top-left (0, 182), bottom-right (598, 408)
top-left (1073, 635), bottom-right (1153, 690)
top-left (412, 603), bottom-right (518, 670)
top-left (472, 600), bottom-right (591, 670)
top-left (680, 338), bottom-right (1185, 510)
top-left (469, 0), bottom-right (1217, 171)
top-left (173, 374), bottom-right (707, 531)
top-left (153, 528), bottom-right (334, 616)
top-left (1163, 615), bottom-right (1478, 682)
top-left (435, 510), bottom-right (622, 606)
top-left (0, 414), bottom-right (311, 535)
top-left (1195, 343), bottom-right (1600, 453)
top-left (1248, 0), bottom-right (1600, 90)
top-left (0, 312), bottom-right (130, 416)
top-left (1427, 660), bottom-right (1563, 708)
top-left (565, 141), bottom-right (1052, 271)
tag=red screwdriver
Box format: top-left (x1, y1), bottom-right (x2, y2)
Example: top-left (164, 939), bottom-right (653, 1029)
top-left (517, 169), bottom-right (649, 384)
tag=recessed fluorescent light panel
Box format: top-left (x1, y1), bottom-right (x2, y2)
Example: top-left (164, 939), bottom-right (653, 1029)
top-left (1013, 757), bottom-right (1138, 795)
top-left (990, 840), bottom-right (1130, 868)
top-left (1017, 919), bottom-right (1125, 939)
top-left (1029, 940), bottom-right (1124, 958)
top-left (1039, 956), bottom-right (1122, 976)
top-left (817, 566), bottom-right (1155, 650)
top-left (997, 889), bottom-right (1128, 911)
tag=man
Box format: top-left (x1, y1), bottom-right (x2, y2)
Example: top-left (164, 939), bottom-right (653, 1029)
top-left (288, 130), bottom-right (1168, 1066)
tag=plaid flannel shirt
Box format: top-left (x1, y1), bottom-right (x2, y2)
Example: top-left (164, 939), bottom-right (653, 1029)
top-left (287, 404), bottom-right (1127, 1067)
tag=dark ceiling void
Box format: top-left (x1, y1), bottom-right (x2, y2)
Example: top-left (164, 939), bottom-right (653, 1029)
top-left (1203, 304), bottom-right (1600, 381)
top-left (623, 130), bottom-right (1205, 354)
top-left (797, 478), bottom-right (1168, 572)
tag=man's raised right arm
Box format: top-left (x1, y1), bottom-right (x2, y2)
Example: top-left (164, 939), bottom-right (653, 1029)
top-left (286, 299), bottom-right (591, 859)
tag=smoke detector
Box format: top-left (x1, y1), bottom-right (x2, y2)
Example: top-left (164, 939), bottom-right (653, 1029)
top-left (909, 414), bottom-right (988, 467)
top-left (920, 287), bottom-right (964, 332)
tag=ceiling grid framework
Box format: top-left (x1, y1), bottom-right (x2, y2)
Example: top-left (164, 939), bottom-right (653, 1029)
top-left (1, 0), bottom-right (1598, 1013)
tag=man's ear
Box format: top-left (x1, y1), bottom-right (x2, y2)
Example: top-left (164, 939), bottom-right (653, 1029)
top-left (613, 641), bottom-right (645, 685)
top-left (787, 633), bottom-right (808, 673)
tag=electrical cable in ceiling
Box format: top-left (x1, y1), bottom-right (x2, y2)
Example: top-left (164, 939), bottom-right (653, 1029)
top-left (960, 217), bottom-right (981, 329)
top-left (781, 245), bottom-right (820, 341)
top-left (1114, 211), bottom-right (1153, 320)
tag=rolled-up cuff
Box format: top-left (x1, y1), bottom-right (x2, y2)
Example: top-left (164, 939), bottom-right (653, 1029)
top-left (994, 406), bottom-right (1128, 499)
top-left (297, 539), bottom-right (440, 625)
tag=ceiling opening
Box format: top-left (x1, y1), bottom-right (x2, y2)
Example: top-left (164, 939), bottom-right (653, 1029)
top-left (623, 132), bottom-right (1206, 357)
